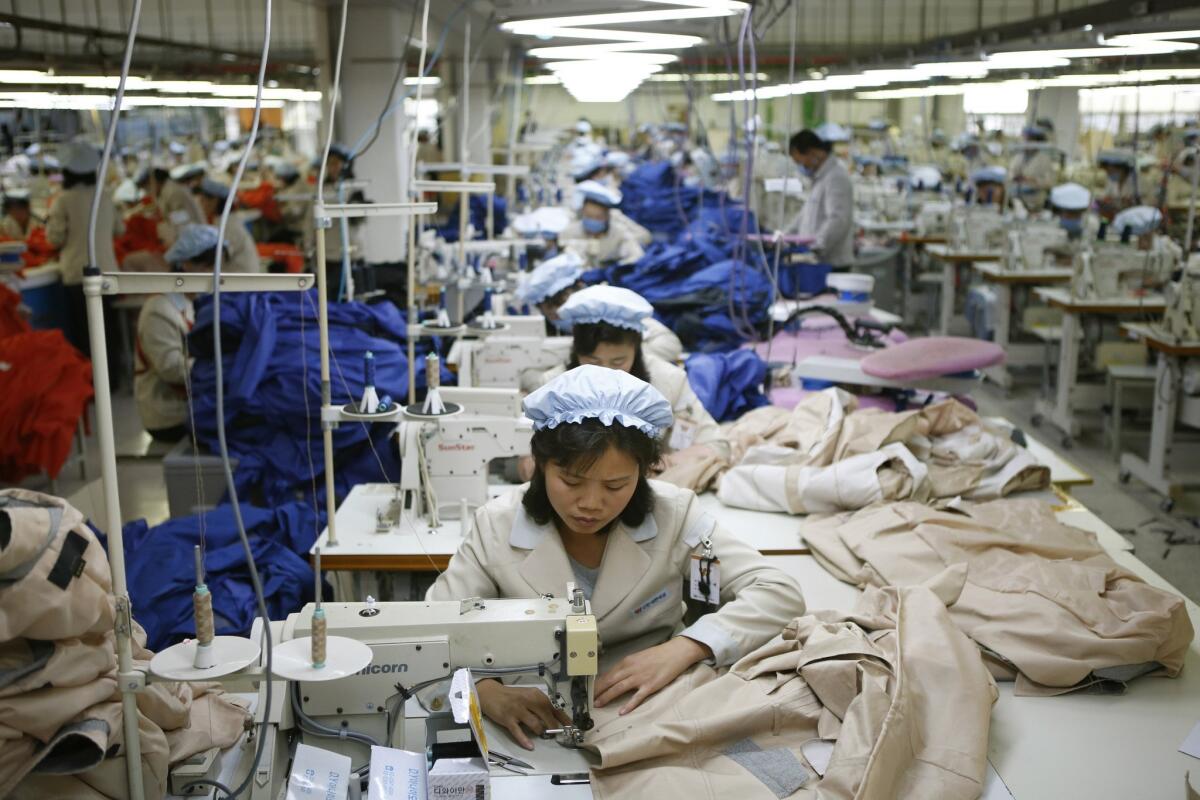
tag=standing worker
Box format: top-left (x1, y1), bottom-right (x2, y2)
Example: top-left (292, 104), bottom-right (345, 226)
top-left (46, 141), bottom-right (125, 382)
top-left (787, 129), bottom-right (855, 272)
top-left (1009, 124), bottom-right (1059, 210)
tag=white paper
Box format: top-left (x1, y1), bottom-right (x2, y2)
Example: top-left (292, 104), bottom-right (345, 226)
top-left (1180, 720), bottom-right (1200, 759)
top-left (800, 739), bottom-right (834, 777)
top-left (287, 743), bottom-right (352, 800)
top-left (668, 419), bottom-right (697, 451)
top-left (367, 746), bottom-right (426, 800)
top-left (982, 762), bottom-right (1016, 800)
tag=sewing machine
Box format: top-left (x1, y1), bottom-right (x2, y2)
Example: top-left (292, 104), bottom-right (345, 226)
top-left (1004, 220), bottom-right (1070, 271)
top-left (950, 206), bottom-right (1007, 252)
top-left (248, 590), bottom-right (598, 798)
top-left (1158, 258), bottom-right (1200, 342)
top-left (915, 199), bottom-right (953, 237)
top-left (855, 180), bottom-right (908, 222)
top-left (1070, 239), bottom-right (1178, 300)
top-left (450, 319), bottom-right (572, 389)
top-left (384, 387), bottom-right (532, 526)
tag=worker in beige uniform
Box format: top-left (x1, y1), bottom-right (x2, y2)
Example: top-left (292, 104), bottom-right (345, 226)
top-left (428, 365), bottom-right (805, 749)
top-left (134, 225), bottom-right (221, 442)
top-left (194, 178), bottom-right (261, 273)
top-left (1008, 124), bottom-right (1059, 210)
top-left (302, 143), bottom-right (362, 279)
top-left (137, 162), bottom-right (205, 247)
top-left (561, 180), bottom-right (645, 267)
top-left (45, 141), bottom-right (124, 382)
top-left (0, 190), bottom-right (35, 240)
top-left (1096, 149), bottom-right (1141, 223)
top-left (550, 286), bottom-right (718, 453)
top-left (517, 253), bottom-right (683, 362)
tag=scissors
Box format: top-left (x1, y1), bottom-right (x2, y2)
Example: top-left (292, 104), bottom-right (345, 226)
top-left (488, 750), bottom-right (534, 775)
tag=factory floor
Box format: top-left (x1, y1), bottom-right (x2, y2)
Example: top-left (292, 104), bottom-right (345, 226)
top-left (20, 380), bottom-right (1200, 605)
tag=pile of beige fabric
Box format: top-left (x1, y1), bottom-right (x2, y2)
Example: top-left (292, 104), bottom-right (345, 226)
top-left (0, 489), bottom-right (251, 799)
top-left (803, 498), bottom-right (1195, 695)
top-left (585, 582), bottom-right (996, 800)
top-left (658, 388), bottom-right (1048, 511)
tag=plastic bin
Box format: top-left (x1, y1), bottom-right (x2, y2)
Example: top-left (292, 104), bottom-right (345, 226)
top-left (162, 439), bottom-right (237, 517)
top-left (17, 264), bottom-right (66, 330)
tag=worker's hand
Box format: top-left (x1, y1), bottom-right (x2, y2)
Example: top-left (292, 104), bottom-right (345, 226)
top-left (594, 636), bottom-right (711, 716)
top-left (475, 679), bottom-right (571, 751)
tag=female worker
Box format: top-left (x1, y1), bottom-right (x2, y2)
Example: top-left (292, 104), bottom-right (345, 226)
top-left (428, 366), bottom-right (805, 749)
top-left (540, 285), bottom-right (719, 454)
top-left (560, 181), bottom-right (645, 267)
top-left (518, 255), bottom-right (683, 363)
top-left (133, 225), bottom-right (219, 442)
top-left (46, 141), bottom-right (125, 381)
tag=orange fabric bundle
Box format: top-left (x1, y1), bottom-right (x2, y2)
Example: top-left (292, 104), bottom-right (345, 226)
top-left (237, 182), bottom-right (282, 223)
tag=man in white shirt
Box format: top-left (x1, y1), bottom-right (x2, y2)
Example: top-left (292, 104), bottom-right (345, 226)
top-left (787, 128), bottom-right (855, 270)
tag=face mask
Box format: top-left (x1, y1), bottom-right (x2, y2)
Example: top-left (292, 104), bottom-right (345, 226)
top-left (797, 164), bottom-right (813, 178)
top-left (582, 217), bottom-right (608, 235)
top-left (1059, 217), bottom-right (1083, 234)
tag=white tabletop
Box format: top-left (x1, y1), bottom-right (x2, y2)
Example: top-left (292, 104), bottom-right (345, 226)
top-left (1033, 286), bottom-right (1167, 311)
top-left (926, 243), bottom-right (1004, 260)
top-left (973, 262), bottom-right (1074, 282)
top-left (698, 494), bottom-right (808, 554)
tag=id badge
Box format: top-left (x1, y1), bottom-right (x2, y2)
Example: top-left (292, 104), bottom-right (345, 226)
top-left (689, 554), bottom-right (720, 605)
top-left (668, 419), bottom-right (697, 451)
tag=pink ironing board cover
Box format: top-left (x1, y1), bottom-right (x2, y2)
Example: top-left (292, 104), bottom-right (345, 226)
top-left (859, 336), bottom-right (1004, 381)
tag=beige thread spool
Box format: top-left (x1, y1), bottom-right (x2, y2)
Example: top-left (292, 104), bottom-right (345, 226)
top-left (193, 589), bottom-right (215, 646)
top-left (311, 547), bottom-right (326, 668)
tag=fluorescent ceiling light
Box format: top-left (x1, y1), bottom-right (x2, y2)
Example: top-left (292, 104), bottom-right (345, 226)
top-left (963, 84), bottom-right (1028, 114)
top-left (984, 53), bottom-right (1071, 69)
top-left (403, 77), bottom-right (441, 87)
top-left (649, 72), bottom-right (767, 81)
top-left (524, 75), bottom-right (561, 84)
top-left (501, 3), bottom-right (745, 34)
top-left (913, 61), bottom-right (990, 78)
top-left (1102, 30), bottom-right (1200, 44)
top-left (860, 68), bottom-right (927, 82)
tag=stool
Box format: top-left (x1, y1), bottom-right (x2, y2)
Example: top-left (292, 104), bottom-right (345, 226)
top-left (1105, 363), bottom-right (1157, 460)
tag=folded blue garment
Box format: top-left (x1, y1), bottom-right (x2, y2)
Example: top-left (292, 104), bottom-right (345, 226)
top-left (685, 350), bottom-right (770, 422)
top-left (438, 194), bottom-right (508, 242)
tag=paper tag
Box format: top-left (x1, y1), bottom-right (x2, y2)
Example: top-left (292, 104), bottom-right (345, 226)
top-left (286, 744), bottom-right (352, 800)
top-left (689, 555), bottom-right (720, 604)
top-left (449, 668), bottom-right (489, 761)
top-left (169, 209), bottom-right (192, 226)
top-left (367, 746), bottom-right (426, 800)
top-left (668, 419), bottom-right (698, 451)
top-left (1180, 720), bottom-right (1200, 759)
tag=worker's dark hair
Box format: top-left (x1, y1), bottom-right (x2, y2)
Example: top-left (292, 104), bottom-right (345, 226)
top-left (523, 417), bottom-right (660, 529)
top-left (789, 129), bottom-right (831, 154)
top-left (3, 196), bottom-right (29, 210)
top-left (137, 167), bottom-right (170, 188)
top-left (63, 170), bottom-right (97, 189)
top-left (568, 321), bottom-right (650, 383)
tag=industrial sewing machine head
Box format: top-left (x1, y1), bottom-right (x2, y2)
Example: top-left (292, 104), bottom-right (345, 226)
top-left (1070, 241), bottom-right (1166, 300)
top-left (258, 588), bottom-right (598, 795)
top-left (382, 386), bottom-right (532, 530)
top-left (950, 206), bottom-right (1006, 252)
top-left (915, 199), bottom-right (953, 237)
top-left (1161, 257), bottom-right (1200, 342)
top-left (1004, 220), bottom-right (1069, 271)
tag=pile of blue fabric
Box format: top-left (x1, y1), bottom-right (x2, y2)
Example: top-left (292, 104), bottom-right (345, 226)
top-left (618, 161), bottom-right (702, 238)
top-left (439, 194), bottom-right (509, 242)
top-left (684, 350), bottom-right (770, 422)
top-left (603, 191), bottom-right (775, 352)
top-left (112, 502), bottom-right (323, 651)
top-left (188, 291), bottom-right (443, 507)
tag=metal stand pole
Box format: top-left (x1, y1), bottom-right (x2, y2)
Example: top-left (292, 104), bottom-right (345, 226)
top-left (315, 222), bottom-right (339, 546)
top-left (83, 271), bottom-right (146, 800)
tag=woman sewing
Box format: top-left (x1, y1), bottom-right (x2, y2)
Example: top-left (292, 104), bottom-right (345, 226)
top-left (427, 367), bottom-right (804, 749)
top-left (529, 285), bottom-right (719, 454)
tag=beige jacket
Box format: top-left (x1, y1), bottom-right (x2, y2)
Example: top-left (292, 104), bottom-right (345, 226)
top-left (803, 498), bottom-right (1195, 695)
top-left (428, 481), bottom-right (806, 667)
top-left (155, 180), bottom-right (205, 247)
top-left (0, 489), bottom-right (249, 798)
top-left (0, 215), bottom-right (30, 240)
top-left (134, 293), bottom-right (194, 431)
top-left (45, 186), bottom-right (122, 285)
top-left (562, 220), bottom-right (645, 266)
top-left (586, 582), bottom-right (995, 800)
top-left (641, 316), bottom-right (683, 364)
top-left (716, 389), bottom-right (1047, 513)
top-left (223, 211), bottom-right (262, 273)
top-left (610, 208), bottom-right (652, 247)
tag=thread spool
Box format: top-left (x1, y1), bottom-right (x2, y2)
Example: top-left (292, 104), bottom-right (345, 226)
top-left (311, 547), bottom-right (326, 669)
top-left (192, 545), bottom-right (217, 669)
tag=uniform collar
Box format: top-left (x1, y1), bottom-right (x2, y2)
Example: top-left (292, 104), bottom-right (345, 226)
top-left (509, 506), bottom-right (657, 550)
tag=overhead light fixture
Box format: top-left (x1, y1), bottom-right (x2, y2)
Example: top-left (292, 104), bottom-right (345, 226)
top-left (648, 72), bottom-right (767, 82)
top-left (983, 52), bottom-right (1071, 69)
top-left (913, 60), bottom-right (990, 78)
top-left (403, 76), bottom-right (441, 87)
top-left (523, 75), bottom-right (561, 85)
top-left (1102, 29), bottom-right (1200, 43)
top-left (505, 1), bottom-right (747, 102)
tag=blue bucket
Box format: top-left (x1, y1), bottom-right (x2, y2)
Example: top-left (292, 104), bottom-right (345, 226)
top-left (18, 266), bottom-right (67, 331)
